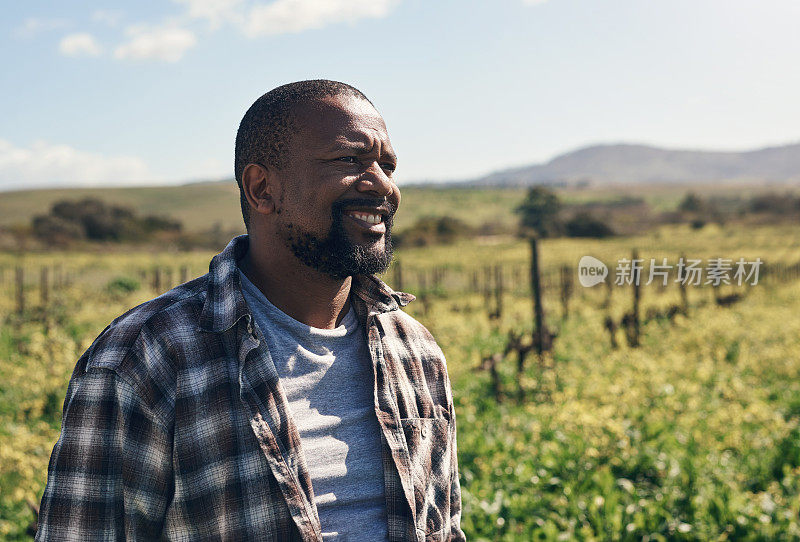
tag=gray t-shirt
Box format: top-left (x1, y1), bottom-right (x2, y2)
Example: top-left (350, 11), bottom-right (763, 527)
top-left (239, 270), bottom-right (389, 541)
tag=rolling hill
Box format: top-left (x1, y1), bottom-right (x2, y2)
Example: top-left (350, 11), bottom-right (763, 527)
top-left (472, 142), bottom-right (800, 186)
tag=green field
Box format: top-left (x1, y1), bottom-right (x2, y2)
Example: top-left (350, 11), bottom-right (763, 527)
top-left (0, 181), bottom-right (529, 235)
top-left (2, 214), bottom-right (800, 539)
top-left (3, 180), bottom-right (795, 240)
top-left (0, 181), bottom-right (246, 234)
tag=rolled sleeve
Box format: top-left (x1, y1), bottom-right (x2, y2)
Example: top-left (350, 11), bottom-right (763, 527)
top-left (36, 368), bottom-right (173, 541)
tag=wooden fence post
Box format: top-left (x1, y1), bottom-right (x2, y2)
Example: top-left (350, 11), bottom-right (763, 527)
top-left (16, 266), bottom-right (24, 315)
top-left (483, 266), bottom-right (492, 310)
top-left (559, 264), bottom-right (572, 319)
top-left (633, 250), bottom-right (641, 344)
top-left (477, 353), bottom-right (504, 403)
top-left (40, 266), bottom-right (49, 306)
top-left (679, 253), bottom-right (688, 312)
top-left (604, 316), bottom-right (618, 349)
top-left (603, 276), bottom-right (613, 309)
top-left (530, 238), bottom-right (545, 358)
top-left (623, 249), bottom-right (642, 348)
top-left (493, 264), bottom-right (503, 320)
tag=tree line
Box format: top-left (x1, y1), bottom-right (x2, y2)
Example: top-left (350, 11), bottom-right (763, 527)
top-left (32, 198), bottom-right (181, 244)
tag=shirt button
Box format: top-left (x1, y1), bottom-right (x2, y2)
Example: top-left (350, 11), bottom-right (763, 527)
top-left (421, 425), bottom-right (428, 438)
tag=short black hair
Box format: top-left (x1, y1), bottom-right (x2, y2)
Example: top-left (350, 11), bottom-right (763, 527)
top-left (234, 79), bottom-right (373, 229)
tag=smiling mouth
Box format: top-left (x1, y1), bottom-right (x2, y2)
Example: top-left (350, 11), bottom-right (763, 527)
top-left (344, 210), bottom-right (387, 233)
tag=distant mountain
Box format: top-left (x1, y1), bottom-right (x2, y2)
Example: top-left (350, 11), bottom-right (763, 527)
top-left (471, 143), bottom-right (800, 186)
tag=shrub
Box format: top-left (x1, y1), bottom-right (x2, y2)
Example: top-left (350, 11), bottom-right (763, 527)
top-left (678, 192), bottom-right (705, 213)
top-left (31, 198), bottom-right (183, 244)
top-left (691, 219), bottom-right (706, 230)
top-left (564, 213), bottom-right (615, 238)
top-left (394, 216), bottom-right (472, 247)
top-left (32, 215), bottom-right (86, 245)
top-left (142, 215), bottom-right (182, 233)
top-left (748, 192), bottom-right (800, 215)
top-left (105, 276), bottom-right (140, 295)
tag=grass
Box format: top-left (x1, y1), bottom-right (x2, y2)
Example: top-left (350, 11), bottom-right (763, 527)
top-left (1, 190), bottom-right (800, 539)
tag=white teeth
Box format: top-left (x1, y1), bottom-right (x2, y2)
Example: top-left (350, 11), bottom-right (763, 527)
top-left (350, 212), bottom-right (382, 224)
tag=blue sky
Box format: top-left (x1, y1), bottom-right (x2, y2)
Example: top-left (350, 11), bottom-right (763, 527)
top-left (2, 0), bottom-right (799, 190)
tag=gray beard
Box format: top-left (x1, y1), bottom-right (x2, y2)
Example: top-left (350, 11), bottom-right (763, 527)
top-left (279, 199), bottom-right (394, 280)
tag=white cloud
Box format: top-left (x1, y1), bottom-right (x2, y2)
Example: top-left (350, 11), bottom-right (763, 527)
top-left (522, 0), bottom-right (549, 4)
top-left (171, 0), bottom-right (401, 36)
top-left (114, 25), bottom-right (197, 62)
top-left (83, 0), bottom-right (401, 64)
top-left (243, 0), bottom-right (399, 37)
top-left (173, 0), bottom-right (244, 28)
top-left (92, 9), bottom-right (124, 27)
top-left (14, 17), bottom-right (69, 38)
top-left (0, 139), bottom-right (152, 190)
top-left (59, 33), bottom-right (103, 57)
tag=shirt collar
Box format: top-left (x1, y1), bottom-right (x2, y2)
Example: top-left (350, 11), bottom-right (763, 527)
top-left (199, 235), bottom-right (414, 332)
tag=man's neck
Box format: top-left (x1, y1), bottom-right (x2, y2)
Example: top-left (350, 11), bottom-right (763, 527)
top-left (238, 242), bottom-right (353, 330)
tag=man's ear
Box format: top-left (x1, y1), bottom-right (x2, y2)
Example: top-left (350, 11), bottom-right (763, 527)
top-left (242, 163), bottom-right (277, 217)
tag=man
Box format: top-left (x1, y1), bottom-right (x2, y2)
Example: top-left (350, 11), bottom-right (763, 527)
top-left (37, 80), bottom-right (466, 542)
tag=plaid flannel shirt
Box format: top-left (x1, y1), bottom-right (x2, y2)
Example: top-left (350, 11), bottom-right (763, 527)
top-left (37, 235), bottom-right (465, 542)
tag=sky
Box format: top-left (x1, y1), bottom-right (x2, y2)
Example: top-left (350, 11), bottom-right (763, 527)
top-left (2, 0), bottom-right (800, 190)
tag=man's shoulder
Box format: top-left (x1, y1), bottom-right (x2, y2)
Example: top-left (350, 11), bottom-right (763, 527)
top-left (81, 274), bottom-right (210, 375)
top-left (378, 307), bottom-right (456, 415)
top-left (379, 307), bottom-right (447, 365)
top-left (381, 306), bottom-right (437, 340)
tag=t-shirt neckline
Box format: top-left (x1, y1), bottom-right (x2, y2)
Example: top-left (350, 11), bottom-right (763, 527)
top-left (237, 268), bottom-right (358, 336)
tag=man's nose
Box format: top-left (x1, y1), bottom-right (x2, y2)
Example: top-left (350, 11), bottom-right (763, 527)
top-left (356, 162), bottom-right (396, 199)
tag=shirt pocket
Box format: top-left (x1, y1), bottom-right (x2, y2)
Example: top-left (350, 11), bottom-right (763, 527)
top-left (400, 410), bottom-right (452, 539)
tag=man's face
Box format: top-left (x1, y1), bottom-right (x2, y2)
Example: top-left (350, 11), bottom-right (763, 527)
top-left (271, 95), bottom-right (400, 279)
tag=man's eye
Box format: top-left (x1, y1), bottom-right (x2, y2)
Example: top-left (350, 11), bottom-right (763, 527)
top-left (381, 163), bottom-right (396, 173)
top-left (337, 156), bottom-right (359, 164)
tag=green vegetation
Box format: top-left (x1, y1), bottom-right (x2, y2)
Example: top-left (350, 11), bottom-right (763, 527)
top-left (1, 181), bottom-right (799, 247)
top-left (33, 198), bottom-right (181, 244)
top-left (564, 213), bottom-right (615, 238)
top-left (393, 215), bottom-right (474, 247)
top-left (0, 182), bottom-right (529, 237)
top-left (2, 185), bottom-right (800, 539)
top-left (516, 186), bottom-right (615, 239)
top-left (516, 186), bottom-right (563, 238)
top-left (0, 182), bottom-right (244, 234)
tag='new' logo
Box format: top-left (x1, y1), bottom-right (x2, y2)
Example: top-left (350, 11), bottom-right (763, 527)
top-left (578, 256), bottom-right (607, 287)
